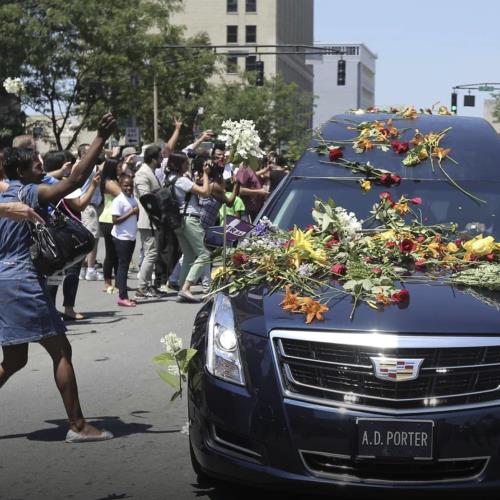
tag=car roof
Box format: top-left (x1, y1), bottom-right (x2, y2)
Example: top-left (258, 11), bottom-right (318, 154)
top-left (293, 113), bottom-right (500, 181)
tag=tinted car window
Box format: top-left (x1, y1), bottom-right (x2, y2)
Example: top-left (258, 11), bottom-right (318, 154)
top-left (266, 177), bottom-right (500, 238)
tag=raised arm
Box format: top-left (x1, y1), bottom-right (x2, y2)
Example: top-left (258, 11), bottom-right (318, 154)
top-left (165, 118), bottom-right (183, 153)
top-left (38, 114), bottom-right (116, 205)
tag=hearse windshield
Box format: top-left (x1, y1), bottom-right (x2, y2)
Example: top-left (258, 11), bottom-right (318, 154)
top-left (267, 177), bottom-right (500, 238)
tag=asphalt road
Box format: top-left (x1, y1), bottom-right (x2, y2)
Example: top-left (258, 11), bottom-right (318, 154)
top-left (0, 273), bottom-right (340, 500)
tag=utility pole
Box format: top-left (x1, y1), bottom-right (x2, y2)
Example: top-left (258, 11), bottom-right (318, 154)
top-left (153, 75), bottom-right (159, 143)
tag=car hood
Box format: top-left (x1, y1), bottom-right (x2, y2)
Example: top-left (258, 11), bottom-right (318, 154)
top-left (231, 282), bottom-right (500, 337)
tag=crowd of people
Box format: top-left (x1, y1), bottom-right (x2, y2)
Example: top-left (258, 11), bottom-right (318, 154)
top-left (0, 113), bottom-right (290, 441)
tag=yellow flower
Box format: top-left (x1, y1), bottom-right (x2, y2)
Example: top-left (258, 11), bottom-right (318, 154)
top-left (462, 235), bottom-right (496, 257)
top-left (375, 229), bottom-right (396, 241)
top-left (438, 106), bottom-right (452, 116)
top-left (360, 179), bottom-right (372, 191)
top-left (211, 267), bottom-right (226, 280)
top-left (446, 242), bottom-right (459, 253)
top-left (290, 227), bottom-right (326, 264)
top-left (394, 202), bottom-right (410, 215)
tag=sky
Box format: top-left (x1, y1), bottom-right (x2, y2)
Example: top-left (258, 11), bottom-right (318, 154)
top-left (314, 0), bottom-right (500, 117)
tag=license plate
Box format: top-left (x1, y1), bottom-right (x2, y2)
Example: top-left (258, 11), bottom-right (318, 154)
top-left (357, 418), bottom-right (434, 459)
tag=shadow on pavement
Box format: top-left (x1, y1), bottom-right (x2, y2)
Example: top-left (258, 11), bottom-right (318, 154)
top-left (0, 415), bottom-right (180, 442)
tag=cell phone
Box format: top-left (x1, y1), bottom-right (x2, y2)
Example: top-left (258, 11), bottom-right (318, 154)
top-left (198, 141), bottom-right (214, 154)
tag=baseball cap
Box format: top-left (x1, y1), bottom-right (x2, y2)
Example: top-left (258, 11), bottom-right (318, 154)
top-left (122, 146), bottom-right (138, 158)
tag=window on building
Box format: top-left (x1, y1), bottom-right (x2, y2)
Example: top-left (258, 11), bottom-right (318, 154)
top-left (227, 0), bottom-right (237, 13)
top-left (227, 25), bottom-right (238, 44)
top-left (246, 25), bottom-right (256, 43)
top-left (245, 55), bottom-right (257, 72)
top-left (226, 55), bottom-right (238, 73)
top-left (246, 0), bottom-right (256, 12)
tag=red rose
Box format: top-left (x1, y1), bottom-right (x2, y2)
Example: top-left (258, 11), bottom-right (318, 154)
top-left (331, 263), bottom-right (347, 275)
top-left (232, 252), bottom-right (249, 267)
top-left (399, 239), bottom-right (416, 253)
top-left (486, 253), bottom-right (496, 263)
top-left (455, 239), bottom-right (463, 248)
top-left (410, 197), bottom-right (422, 205)
top-left (371, 267), bottom-right (382, 275)
top-left (415, 259), bottom-right (426, 271)
top-left (392, 289), bottom-right (410, 303)
top-left (379, 192), bottom-right (394, 204)
top-left (328, 148), bottom-right (343, 161)
top-left (416, 234), bottom-right (426, 243)
top-left (380, 173), bottom-right (392, 186)
top-left (390, 174), bottom-right (401, 185)
top-left (385, 241), bottom-right (397, 248)
top-left (325, 238), bottom-right (339, 248)
top-left (391, 141), bottom-right (409, 154)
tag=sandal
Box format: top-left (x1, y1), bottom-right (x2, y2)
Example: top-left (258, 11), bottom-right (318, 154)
top-left (117, 298), bottom-right (137, 307)
top-left (61, 312), bottom-right (85, 321)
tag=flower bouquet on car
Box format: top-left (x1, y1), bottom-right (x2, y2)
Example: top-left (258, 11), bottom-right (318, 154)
top-left (218, 119), bottom-right (264, 170)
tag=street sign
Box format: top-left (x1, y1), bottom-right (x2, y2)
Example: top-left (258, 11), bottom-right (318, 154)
top-left (478, 85), bottom-right (495, 92)
top-left (125, 127), bottom-right (140, 145)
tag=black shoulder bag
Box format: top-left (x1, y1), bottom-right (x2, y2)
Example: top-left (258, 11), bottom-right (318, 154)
top-left (18, 187), bottom-right (95, 277)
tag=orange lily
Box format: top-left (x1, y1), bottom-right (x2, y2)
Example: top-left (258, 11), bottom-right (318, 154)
top-left (280, 286), bottom-right (302, 313)
top-left (432, 147), bottom-right (451, 161)
top-left (300, 297), bottom-right (329, 324)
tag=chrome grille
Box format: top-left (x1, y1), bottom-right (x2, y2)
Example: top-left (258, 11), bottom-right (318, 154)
top-left (300, 451), bottom-right (489, 484)
top-left (271, 331), bottom-right (500, 413)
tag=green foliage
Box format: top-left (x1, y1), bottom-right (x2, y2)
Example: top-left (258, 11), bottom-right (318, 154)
top-left (493, 93), bottom-right (500, 124)
top-left (201, 74), bottom-right (314, 153)
top-left (0, 0), bottom-right (216, 149)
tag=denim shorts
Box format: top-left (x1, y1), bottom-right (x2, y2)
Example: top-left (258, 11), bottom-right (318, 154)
top-left (0, 277), bottom-right (66, 346)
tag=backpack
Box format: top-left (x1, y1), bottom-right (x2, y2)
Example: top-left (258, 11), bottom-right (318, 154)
top-left (139, 176), bottom-right (190, 231)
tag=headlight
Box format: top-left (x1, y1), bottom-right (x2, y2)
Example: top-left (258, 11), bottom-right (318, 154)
top-left (207, 293), bottom-right (245, 386)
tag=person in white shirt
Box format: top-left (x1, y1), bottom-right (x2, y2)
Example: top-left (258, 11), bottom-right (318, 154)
top-left (111, 175), bottom-right (139, 307)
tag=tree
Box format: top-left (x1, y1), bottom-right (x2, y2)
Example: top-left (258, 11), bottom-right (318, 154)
top-left (199, 74), bottom-right (314, 160)
top-left (492, 93), bottom-right (500, 125)
top-left (0, 0), bottom-right (217, 149)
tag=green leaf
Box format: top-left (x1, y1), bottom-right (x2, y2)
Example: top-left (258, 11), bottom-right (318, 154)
top-left (177, 348), bottom-right (198, 372)
top-left (152, 353), bottom-right (176, 366)
top-left (158, 369), bottom-right (179, 389)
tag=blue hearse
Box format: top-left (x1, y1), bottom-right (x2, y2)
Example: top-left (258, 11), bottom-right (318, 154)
top-left (188, 113), bottom-right (500, 492)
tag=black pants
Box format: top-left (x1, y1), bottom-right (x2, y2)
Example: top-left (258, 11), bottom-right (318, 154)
top-left (100, 222), bottom-right (118, 281)
top-left (48, 259), bottom-right (83, 308)
top-left (113, 237), bottom-right (136, 300)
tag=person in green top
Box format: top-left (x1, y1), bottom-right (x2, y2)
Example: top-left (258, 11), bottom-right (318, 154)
top-left (99, 159), bottom-right (122, 293)
top-left (219, 178), bottom-right (246, 224)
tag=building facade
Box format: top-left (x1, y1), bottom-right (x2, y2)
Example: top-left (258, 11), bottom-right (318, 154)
top-left (170, 0), bottom-right (314, 93)
top-left (307, 44), bottom-right (377, 128)
top-left (484, 99), bottom-right (500, 134)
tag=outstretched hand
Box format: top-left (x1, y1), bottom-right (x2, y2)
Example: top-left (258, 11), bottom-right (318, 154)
top-left (97, 113), bottom-right (117, 140)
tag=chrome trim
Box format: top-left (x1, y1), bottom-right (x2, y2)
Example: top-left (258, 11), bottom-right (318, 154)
top-left (299, 450), bottom-right (490, 485)
top-left (422, 362), bottom-right (500, 371)
top-left (272, 330), bottom-right (500, 349)
top-left (283, 364), bottom-right (500, 402)
top-left (211, 425), bottom-right (262, 459)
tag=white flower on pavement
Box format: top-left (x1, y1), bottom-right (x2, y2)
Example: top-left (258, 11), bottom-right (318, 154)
top-left (160, 332), bottom-right (183, 354)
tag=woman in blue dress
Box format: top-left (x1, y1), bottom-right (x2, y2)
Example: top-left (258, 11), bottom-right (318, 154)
top-left (0, 113), bottom-right (116, 443)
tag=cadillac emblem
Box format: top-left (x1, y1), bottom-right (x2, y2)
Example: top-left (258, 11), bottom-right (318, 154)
top-left (370, 357), bottom-right (424, 382)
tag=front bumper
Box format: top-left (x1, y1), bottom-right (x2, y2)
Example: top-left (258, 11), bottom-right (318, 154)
top-left (188, 353), bottom-right (500, 493)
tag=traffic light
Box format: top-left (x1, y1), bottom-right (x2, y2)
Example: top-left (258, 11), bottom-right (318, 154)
top-left (255, 61), bottom-right (264, 86)
top-left (337, 59), bottom-right (346, 86)
top-left (451, 92), bottom-right (457, 114)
